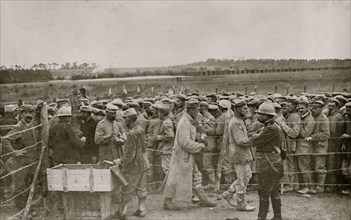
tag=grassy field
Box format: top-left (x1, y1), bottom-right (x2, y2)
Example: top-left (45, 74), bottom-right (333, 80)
top-left (0, 69), bottom-right (350, 105)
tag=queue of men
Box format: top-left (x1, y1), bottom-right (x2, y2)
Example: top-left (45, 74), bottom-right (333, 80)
top-left (1, 89), bottom-right (351, 220)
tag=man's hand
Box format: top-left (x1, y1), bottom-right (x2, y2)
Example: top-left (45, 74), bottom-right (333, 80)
top-left (14, 149), bottom-right (26, 157)
top-left (251, 133), bottom-right (259, 139)
top-left (341, 133), bottom-right (350, 139)
top-left (305, 137), bottom-right (312, 142)
top-left (80, 136), bottom-right (87, 143)
top-left (341, 144), bottom-right (346, 152)
top-left (113, 158), bottom-right (121, 166)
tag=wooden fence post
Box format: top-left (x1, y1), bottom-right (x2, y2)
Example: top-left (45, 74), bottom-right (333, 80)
top-left (304, 85), bottom-right (307, 93)
top-left (275, 86), bottom-right (277, 93)
top-left (22, 103), bottom-right (49, 220)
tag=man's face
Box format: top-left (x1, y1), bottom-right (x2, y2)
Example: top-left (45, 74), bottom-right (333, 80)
top-left (327, 102), bottom-right (337, 114)
top-left (21, 109), bottom-right (34, 124)
top-left (298, 104), bottom-right (309, 116)
top-left (188, 107), bottom-right (200, 120)
top-left (236, 104), bottom-right (249, 118)
top-left (257, 113), bottom-right (267, 123)
top-left (106, 111), bottom-right (116, 121)
top-left (79, 111), bottom-right (90, 120)
top-left (199, 106), bottom-right (207, 115)
top-left (311, 105), bottom-right (323, 116)
top-left (286, 102), bottom-right (296, 113)
top-left (175, 98), bottom-right (184, 108)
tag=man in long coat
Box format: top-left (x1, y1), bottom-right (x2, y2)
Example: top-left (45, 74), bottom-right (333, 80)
top-left (163, 98), bottom-right (217, 210)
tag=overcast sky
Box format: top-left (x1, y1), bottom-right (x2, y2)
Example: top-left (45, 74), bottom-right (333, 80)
top-left (0, 1), bottom-right (350, 68)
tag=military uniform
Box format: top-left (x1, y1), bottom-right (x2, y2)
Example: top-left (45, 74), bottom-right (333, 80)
top-left (79, 116), bottom-right (98, 163)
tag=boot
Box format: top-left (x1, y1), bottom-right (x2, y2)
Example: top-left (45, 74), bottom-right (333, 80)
top-left (133, 197), bottom-right (146, 217)
top-left (203, 172), bottom-right (216, 191)
top-left (222, 190), bottom-right (237, 207)
top-left (115, 203), bottom-right (128, 220)
top-left (224, 174), bottom-right (234, 184)
top-left (194, 187), bottom-right (217, 207)
top-left (316, 174), bottom-right (326, 193)
top-left (163, 197), bottom-right (180, 211)
top-left (270, 197), bottom-right (282, 220)
top-left (257, 197), bottom-right (269, 220)
top-left (236, 194), bottom-right (255, 211)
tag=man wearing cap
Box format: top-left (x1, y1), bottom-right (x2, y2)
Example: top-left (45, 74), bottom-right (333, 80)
top-left (206, 93), bottom-right (217, 103)
top-left (251, 102), bottom-right (284, 220)
top-left (95, 103), bottom-right (125, 161)
top-left (276, 96), bottom-right (301, 192)
top-left (199, 101), bottom-right (217, 189)
top-left (127, 101), bottom-right (149, 133)
top-left (49, 106), bottom-right (86, 165)
top-left (163, 98), bottom-right (217, 210)
top-left (325, 98), bottom-right (345, 192)
top-left (305, 100), bottom-right (330, 193)
top-left (79, 105), bottom-right (99, 164)
top-left (1, 104), bottom-right (41, 210)
top-left (295, 96), bottom-right (315, 194)
top-left (340, 102), bottom-right (351, 195)
top-left (112, 108), bottom-right (148, 219)
top-left (172, 94), bottom-right (187, 130)
top-left (48, 99), bottom-right (69, 129)
top-left (221, 99), bottom-right (255, 211)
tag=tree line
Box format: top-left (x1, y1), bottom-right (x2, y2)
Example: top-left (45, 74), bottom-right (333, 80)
top-left (0, 69), bottom-right (53, 84)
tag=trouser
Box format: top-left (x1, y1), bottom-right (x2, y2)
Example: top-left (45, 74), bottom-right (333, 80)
top-left (326, 140), bottom-right (343, 187)
top-left (296, 143), bottom-right (312, 187)
top-left (202, 151), bottom-right (215, 182)
top-left (286, 152), bottom-right (299, 189)
top-left (312, 144), bottom-right (327, 187)
top-left (160, 154), bottom-right (171, 175)
top-left (121, 171), bottom-right (147, 204)
top-left (227, 163), bottom-right (252, 195)
top-left (222, 157), bottom-right (236, 184)
top-left (192, 163), bottom-right (203, 190)
top-left (341, 158), bottom-right (351, 190)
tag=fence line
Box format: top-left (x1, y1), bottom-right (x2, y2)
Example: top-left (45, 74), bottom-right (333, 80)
top-left (0, 124), bottom-right (42, 139)
top-left (0, 142), bottom-right (43, 159)
top-left (0, 161), bottom-right (39, 180)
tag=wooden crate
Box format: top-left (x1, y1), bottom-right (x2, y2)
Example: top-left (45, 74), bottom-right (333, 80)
top-left (47, 164), bottom-right (114, 192)
top-left (62, 192), bottom-right (112, 220)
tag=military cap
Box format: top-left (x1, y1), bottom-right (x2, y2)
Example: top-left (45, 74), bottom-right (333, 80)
top-left (298, 96), bottom-right (309, 105)
top-left (4, 104), bottom-right (17, 113)
top-left (219, 95), bottom-right (230, 100)
top-left (345, 102), bottom-right (351, 107)
top-left (92, 107), bottom-right (106, 116)
top-left (280, 102), bottom-right (288, 107)
top-left (206, 93), bottom-right (217, 98)
top-left (209, 104), bottom-right (219, 110)
top-left (143, 101), bottom-right (152, 107)
top-left (125, 97), bottom-right (133, 102)
top-left (312, 100), bottom-right (325, 107)
top-left (328, 97), bottom-right (341, 106)
top-left (161, 97), bottom-right (173, 105)
top-left (143, 97), bottom-right (154, 103)
top-left (176, 94), bottom-right (188, 101)
top-left (80, 98), bottom-right (89, 102)
top-left (272, 102), bottom-right (282, 109)
top-left (231, 98), bottom-right (247, 107)
top-left (151, 101), bottom-right (163, 109)
top-left (123, 108), bottom-right (137, 117)
top-left (90, 100), bottom-right (104, 109)
top-left (111, 98), bottom-right (125, 106)
top-left (134, 98), bottom-right (143, 104)
top-left (285, 96), bottom-right (298, 103)
top-left (190, 92), bottom-right (199, 96)
top-left (186, 98), bottom-right (200, 109)
top-left (106, 103), bottom-right (118, 112)
top-left (20, 104), bottom-right (34, 112)
top-left (198, 96), bottom-right (208, 102)
top-left (48, 103), bottom-right (57, 108)
top-left (324, 92), bottom-right (332, 98)
top-left (80, 105), bottom-right (92, 112)
top-left (218, 100), bottom-right (231, 109)
top-left (100, 99), bottom-right (110, 105)
top-left (314, 94), bottom-right (326, 101)
top-left (236, 91), bottom-right (245, 98)
top-left (222, 92), bottom-right (231, 96)
top-left (200, 101), bottom-right (209, 108)
top-left (158, 103), bottom-right (171, 111)
top-left (335, 95), bottom-right (348, 105)
top-left (248, 99), bottom-right (260, 107)
top-left (126, 101), bottom-right (140, 109)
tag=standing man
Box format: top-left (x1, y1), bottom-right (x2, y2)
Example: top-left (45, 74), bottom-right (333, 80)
top-left (163, 99), bottom-right (217, 210)
top-left (251, 102), bottom-right (284, 220)
top-left (79, 105), bottom-right (99, 164)
top-left (296, 97), bottom-right (315, 194)
top-left (305, 100), bottom-right (330, 193)
top-left (48, 106), bottom-right (86, 165)
top-left (221, 99), bottom-right (255, 211)
top-left (113, 108), bottom-right (148, 219)
top-left (1, 104), bottom-right (39, 210)
top-left (172, 94), bottom-right (187, 130)
top-left (95, 103), bottom-right (125, 162)
top-left (340, 102), bottom-right (351, 195)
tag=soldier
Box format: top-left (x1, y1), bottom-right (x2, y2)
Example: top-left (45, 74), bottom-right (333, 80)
top-left (127, 101), bottom-right (148, 133)
top-left (199, 101), bottom-right (217, 189)
top-left (251, 102), bottom-right (284, 220)
top-left (340, 102), bottom-right (351, 195)
top-left (172, 94), bottom-right (187, 130)
top-left (276, 96), bottom-right (301, 192)
top-left (79, 105), bottom-right (99, 164)
top-left (221, 99), bottom-right (255, 211)
top-left (94, 103), bottom-right (125, 161)
top-left (296, 96), bottom-right (315, 194)
top-left (305, 100), bottom-right (330, 193)
top-left (112, 108), bottom-right (148, 219)
top-left (325, 98), bottom-right (345, 192)
top-left (1, 104), bottom-right (39, 210)
top-left (48, 106), bottom-right (86, 165)
top-left (163, 98), bottom-right (217, 210)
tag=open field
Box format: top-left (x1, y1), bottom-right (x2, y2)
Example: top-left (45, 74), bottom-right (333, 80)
top-left (0, 69), bottom-right (350, 105)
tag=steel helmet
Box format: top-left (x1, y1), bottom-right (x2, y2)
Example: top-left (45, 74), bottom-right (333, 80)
top-left (256, 102), bottom-right (276, 116)
top-left (57, 106), bottom-right (72, 117)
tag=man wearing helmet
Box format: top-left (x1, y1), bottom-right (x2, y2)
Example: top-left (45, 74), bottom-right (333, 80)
top-left (251, 102), bottom-right (284, 220)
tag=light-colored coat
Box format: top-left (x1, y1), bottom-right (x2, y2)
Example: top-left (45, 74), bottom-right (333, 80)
top-left (163, 112), bottom-right (203, 202)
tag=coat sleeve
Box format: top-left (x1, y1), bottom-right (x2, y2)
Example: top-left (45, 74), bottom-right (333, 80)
top-left (252, 126), bottom-right (274, 149)
top-left (1, 125), bottom-right (21, 153)
top-left (216, 117), bottom-right (225, 136)
top-left (311, 117), bottom-right (330, 141)
top-left (204, 115), bottom-right (216, 136)
top-left (95, 123), bottom-right (109, 145)
top-left (158, 120), bottom-right (174, 141)
top-left (231, 122), bottom-right (251, 147)
top-left (279, 114), bottom-right (300, 138)
top-left (300, 116), bottom-right (315, 138)
top-left (178, 122), bottom-right (203, 154)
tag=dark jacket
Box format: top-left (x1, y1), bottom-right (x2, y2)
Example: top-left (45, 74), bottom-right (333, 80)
top-left (252, 119), bottom-right (282, 153)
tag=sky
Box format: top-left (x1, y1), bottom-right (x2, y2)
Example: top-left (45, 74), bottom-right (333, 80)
top-left (0, 1), bottom-right (350, 68)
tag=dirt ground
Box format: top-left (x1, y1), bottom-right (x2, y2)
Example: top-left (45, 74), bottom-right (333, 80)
top-left (1, 190), bottom-right (350, 220)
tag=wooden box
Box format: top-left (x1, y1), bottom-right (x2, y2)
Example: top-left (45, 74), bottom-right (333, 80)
top-left (47, 164), bottom-right (114, 192)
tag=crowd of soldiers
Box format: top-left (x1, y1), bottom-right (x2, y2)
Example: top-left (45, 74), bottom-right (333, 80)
top-left (1, 87), bottom-right (351, 220)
